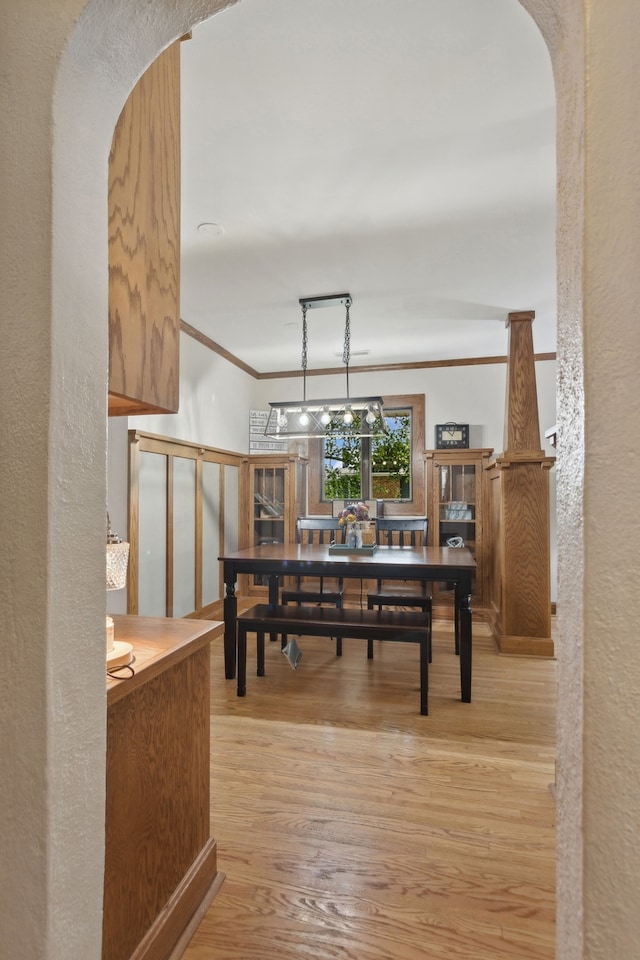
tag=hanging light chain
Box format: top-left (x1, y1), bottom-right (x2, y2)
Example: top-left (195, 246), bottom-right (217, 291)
top-left (301, 301), bottom-right (308, 402)
top-left (342, 298), bottom-right (351, 367)
top-left (301, 302), bottom-right (308, 370)
top-left (265, 294), bottom-right (388, 439)
top-left (342, 297), bottom-right (352, 400)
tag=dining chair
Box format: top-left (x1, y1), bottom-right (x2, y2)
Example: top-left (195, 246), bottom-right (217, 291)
top-left (280, 517), bottom-right (347, 653)
top-left (367, 517), bottom-right (432, 659)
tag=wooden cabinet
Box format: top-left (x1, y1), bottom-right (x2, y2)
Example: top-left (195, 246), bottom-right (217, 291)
top-left (104, 615), bottom-right (224, 960)
top-left (425, 448), bottom-right (493, 619)
top-left (108, 41), bottom-right (181, 416)
top-left (240, 455), bottom-right (307, 596)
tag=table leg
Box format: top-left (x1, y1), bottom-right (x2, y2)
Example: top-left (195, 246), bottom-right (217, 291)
top-left (457, 583), bottom-right (472, 702)
top-left (419, 634), bottom-right (429, 716)
top-left (237, 623), bottom-right (247, 696)
top-left (268, 574), bottom-right (279, 644)
top-left (223, 571), bottom-right (237, 680)
top-left (454, 600), bottom-right (460, 656)
top-left (257, 629), bottom-right (265, 676)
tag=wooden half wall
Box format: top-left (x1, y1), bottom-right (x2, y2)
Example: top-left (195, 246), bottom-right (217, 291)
top-left (127, 431), bottom-right (244, 619)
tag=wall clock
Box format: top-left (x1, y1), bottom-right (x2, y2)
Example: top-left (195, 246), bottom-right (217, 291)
top-left (435, 422), bottom-right (469, 449)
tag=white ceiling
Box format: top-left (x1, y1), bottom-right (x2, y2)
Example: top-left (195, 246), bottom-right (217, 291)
top-left (180, 0), bottom-right (556, 375)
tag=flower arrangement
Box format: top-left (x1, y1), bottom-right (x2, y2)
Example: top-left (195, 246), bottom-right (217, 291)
top-left (338, 501), bottom-right (369, 525)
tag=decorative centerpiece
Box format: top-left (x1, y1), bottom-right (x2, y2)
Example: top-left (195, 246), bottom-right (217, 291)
top-left (331, 502), bottom-right (377, 554)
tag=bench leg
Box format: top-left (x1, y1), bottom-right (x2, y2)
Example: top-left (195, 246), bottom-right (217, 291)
top-left (268, 575), bottom-right (279, 645)
top-left (335, 597), bottom-right (343, 657)
top-left (257, 630), bottom-right (266, 676)
top-left (237, 624), bottom-right (247, 697)
top-left (366, 598), bottom-right (375, 658)
top-left (420, 634), bottom-right (429, 715)
top-left (280, 598), bottom-right (287, 650)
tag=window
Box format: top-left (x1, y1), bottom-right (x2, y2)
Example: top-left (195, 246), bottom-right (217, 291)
top-left (307, 394), bottom-right (425, 515)
top-left (323, 408), bottom-right (412, 501)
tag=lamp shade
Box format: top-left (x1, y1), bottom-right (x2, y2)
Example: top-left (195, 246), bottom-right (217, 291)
top-left (106, 540), bottom-right (130, 591)
top-left (264, 397), bottom-right (388, 439)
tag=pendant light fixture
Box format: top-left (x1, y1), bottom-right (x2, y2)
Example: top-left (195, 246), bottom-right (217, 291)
top-left (264, 293), bottom-right (388, 440)
top-left (106, 514), bottom-right (133, 667)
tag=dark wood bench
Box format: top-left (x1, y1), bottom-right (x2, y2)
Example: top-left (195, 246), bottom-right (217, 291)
top-left (236, 604), bottom-right (430, 715)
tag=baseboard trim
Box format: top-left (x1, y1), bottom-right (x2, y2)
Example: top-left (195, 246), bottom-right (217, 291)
top-left (497, 633), bottom-right (555, 658)
top-left (167, 870), bottom-right (226, 960)
top-left (130, 840), bottom-right (223, 960)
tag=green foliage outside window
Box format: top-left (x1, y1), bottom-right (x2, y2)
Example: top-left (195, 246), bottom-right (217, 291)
top-left (372, 414), bottom-right (411, 499)
top-left (323, 410), bottom-right (412, 501)
top-left (324, 415), bottom-right (364, 500)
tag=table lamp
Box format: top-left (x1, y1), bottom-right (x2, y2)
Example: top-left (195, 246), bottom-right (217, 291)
top-left (106, 514), bottom-right (133, 667)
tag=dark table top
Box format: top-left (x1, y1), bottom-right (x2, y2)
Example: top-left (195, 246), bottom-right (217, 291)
top-left (219, 542), bottom-right (475, 576)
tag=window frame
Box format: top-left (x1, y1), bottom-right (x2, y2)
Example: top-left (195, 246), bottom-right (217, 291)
top-left (307, 393), bottom-right (425, 516)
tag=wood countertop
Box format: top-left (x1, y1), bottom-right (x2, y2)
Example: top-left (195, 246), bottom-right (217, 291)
top-left (107, 614), bottom-right (223, 705)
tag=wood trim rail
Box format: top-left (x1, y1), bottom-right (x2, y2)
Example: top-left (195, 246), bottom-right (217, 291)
top-left (180, 318), bottom-right (555, 379)
top-left (127, 431), bottom-right (244, 618)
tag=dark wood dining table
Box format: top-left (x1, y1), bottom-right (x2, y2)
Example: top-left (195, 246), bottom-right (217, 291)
top-left (219, 542), bottom-right (476, 703)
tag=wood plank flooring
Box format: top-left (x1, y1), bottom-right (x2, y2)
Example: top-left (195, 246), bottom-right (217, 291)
top-left (182, 618), bottom-right (556, 960)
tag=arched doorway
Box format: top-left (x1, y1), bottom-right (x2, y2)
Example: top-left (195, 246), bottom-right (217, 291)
top-left (62, 1), bottom-right (582, 952)
top-left (17, 2), bottom-right (640, 958)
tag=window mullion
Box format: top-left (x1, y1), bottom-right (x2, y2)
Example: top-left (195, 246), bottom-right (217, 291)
top-left (361, 437), bottom-right (372, 499)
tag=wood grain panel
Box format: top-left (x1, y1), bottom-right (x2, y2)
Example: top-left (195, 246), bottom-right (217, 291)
top-left (108, 42), bottom-right (180, 416)
top-left (104, 642), bottom-right (212, 960)
top-left (501, 464), bottom-right (551, 638)
top-left (486, 467), bottom-right (504, 634)
top-left (488, 311), bottom-right (555, 656)
top-left (503, 312), bottom-right (543, 454)
top-left (489, 455), bottom-right (555, 655)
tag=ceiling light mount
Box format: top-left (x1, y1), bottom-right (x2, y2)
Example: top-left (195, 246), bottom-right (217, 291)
top-left (298, 293), bottom-right (352, 311)
top-left (264, 293), bottom-right (388, 440)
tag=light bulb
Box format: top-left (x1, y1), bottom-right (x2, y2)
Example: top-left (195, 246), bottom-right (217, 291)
top-left (343, 407), bottom-right (354, 425)
top-left (299, 409), bottom-right (310, 427)
top-left (365, 406), bottom-right (376, 425)
top-left (320, 408), bottom-right (331, 426)
top-left (277, 409), bottom-right (287, 428)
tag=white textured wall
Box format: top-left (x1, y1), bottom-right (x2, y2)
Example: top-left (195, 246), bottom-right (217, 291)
top-left (523, 0), bottom-right (640, 957)
top-left (0, 1), bottom-right (110, 955)
top-left (579, 1), bottom-right (640, 957)
top-left (129, 332), bottom-right (256, 451)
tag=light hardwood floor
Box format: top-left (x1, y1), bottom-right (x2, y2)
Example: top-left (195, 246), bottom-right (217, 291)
top-left (182, 618), bottom-right (556, 960)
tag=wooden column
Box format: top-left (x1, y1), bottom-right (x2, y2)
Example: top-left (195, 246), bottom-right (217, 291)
top-left (488, 311), bottom-right (555, 656)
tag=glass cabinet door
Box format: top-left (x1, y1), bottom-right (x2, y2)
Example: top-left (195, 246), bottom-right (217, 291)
top-left (243, 455), bottom-right (308, 595)
top-left (437, 462), bottom-right (477, 598)
top-left (253, 465), bottom-right (286, 546)
top-left (438, 462), bottom-right (477, 551)
top-left (426, 448), bottom-right (493, 613)
top-left (251, 465), bottom-right (286, 587)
